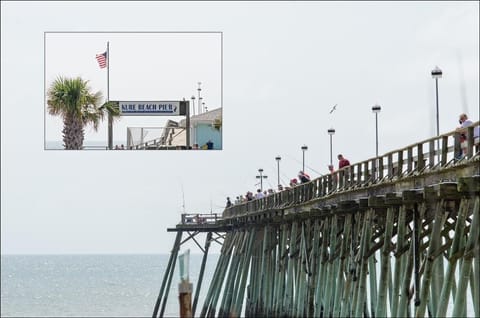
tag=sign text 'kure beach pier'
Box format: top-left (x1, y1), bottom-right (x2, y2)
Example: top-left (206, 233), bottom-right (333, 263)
top-left (119, 101), bottom-right (187, 116)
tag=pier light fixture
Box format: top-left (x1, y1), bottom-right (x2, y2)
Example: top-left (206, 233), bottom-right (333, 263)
top-left (301, 145), bottom-right (308, 172)
top-left (431, 66), bottom-right (442, 162)
top-left (327, 128), bottom-right (335, 166)
top-left (256, 168), bottom-right (268, 191)
top-left (191, 95), bottom-right (196, 116)
top-left (197, 82), bottom-right (202, 115)
top-left (275, 156), bottom-right (281, 187)
top-left (371, 104), bottom-right (381, 157)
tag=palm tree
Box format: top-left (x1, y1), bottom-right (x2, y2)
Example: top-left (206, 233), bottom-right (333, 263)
top-left (47, 76), bottom-right (119, 149)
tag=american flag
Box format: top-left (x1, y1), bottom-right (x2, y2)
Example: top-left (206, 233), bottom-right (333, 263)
top-left (95, 51), bottom-right (107, 68)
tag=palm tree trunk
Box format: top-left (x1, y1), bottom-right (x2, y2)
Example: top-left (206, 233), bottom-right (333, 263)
top-left (63, 114), bottom-right (85, 149)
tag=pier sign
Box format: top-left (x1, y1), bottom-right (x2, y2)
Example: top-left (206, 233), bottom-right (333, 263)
top-left (119, 101), bottom-right (185, 116)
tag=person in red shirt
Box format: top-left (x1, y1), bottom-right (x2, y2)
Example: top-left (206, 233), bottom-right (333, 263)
top-left (337, 154), bottom-right (351, 169)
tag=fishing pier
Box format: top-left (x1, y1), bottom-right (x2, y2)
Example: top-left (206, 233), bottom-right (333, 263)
top-left (153, 123), bottom-right (479, 317)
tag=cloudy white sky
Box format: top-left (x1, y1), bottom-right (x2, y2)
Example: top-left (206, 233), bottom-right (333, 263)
top-left (1, 1), bottom-right (479, 254)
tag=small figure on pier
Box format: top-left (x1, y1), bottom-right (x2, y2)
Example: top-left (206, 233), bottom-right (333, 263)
top-left (255, 189), bottom-right (265, 199)
top-left (278, 184), bottom-right (284, 191)
top-left (206, 140), bottom-right (214, 150)
top-left (456, 113), bottom-right (480, 157)
top-left (337, 154), bottom-right (351, 169)
top-left (298, 171), bottom-right (311, 183)
top-left (328, 164), bottom-right (335, 174)
top-left (246, 191), bottom-right (254, 201)
top-left (226, 197), bottom-right (232, 208)
top-left (290, 178), bottom-right (298, 187)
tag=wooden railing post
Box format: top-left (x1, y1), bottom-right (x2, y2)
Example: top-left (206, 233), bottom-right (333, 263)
top-left (397, 150), bottom-right (403, 178)
top-left (428, 139), bottom-right (435, 168)
top-left (356, 163), bottom-right (362, 187)
top-left (417, 143), bottom-right (424, 172)
top-left (327, 174), bottom-right (333, 194)
top-left (441, 136), bottom-right (448, 166)
top-left (387, 153), bottom-right (393, 179)
top-left (339, 170), bottom-right (344, 190)
top-left (363, 161), bottom-right (370, 184)
top-left (379, 156), bottom-right (384, 180)
top-left (454, 132), bottom-right (461, 159)
top-left (407, 147), bottom-right (413, 173)
top-left (313, 179), bottom-right (320, 199)
top-left (349, 165), bottom-right (355, 188)
top-left (467, 126), bottom-right (474, 158)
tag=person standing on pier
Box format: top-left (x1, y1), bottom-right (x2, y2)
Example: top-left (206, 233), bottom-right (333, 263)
top-left (456, 113), bottom-right (480, 157)
top-left (255, 189), bottom-right (265, 199)
top-left (298, 171), bottom-right (311, 183)
top-left (328, 164), bottom-right (335, 174)
top-left (226, 197), bottom-right (232, 208)
top-left (337, 154), bottom-right (351, 169)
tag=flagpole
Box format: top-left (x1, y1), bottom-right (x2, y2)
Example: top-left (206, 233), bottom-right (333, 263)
top-left (107, 41), bottom-right (113, 150)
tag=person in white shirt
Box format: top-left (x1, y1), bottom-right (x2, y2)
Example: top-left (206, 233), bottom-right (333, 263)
top-left (456, 113), bottom-right (480, 157)
top-left (255, 189), bottom-right (265, 199)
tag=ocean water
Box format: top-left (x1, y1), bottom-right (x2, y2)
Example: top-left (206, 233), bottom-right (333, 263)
top-left (1, 254), bottom-right (219, 317)
top-left (2, 254), bottom-right (475, 317)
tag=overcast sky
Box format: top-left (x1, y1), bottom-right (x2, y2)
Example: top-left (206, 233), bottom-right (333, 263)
top-left (2, 1), bottom-right (479, 255)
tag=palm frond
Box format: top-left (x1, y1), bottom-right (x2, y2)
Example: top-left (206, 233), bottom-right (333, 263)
top-left (99, 101), bottom-right (121, 120)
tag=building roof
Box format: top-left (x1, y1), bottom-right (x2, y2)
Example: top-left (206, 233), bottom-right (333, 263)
top-left (133, 108), bottom-right (222, 149)
top-left (179, 107), bottom-right (222, 126)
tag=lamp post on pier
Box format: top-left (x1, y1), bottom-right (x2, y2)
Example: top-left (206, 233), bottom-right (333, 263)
top-left (327, 128), bottom-right (335, 166)
top-left (372, 104), bottom-right (381, 157)
top-left (301, 145), bottom-right (308, 172)
top-left (431, 66), bottom-right (442, 163)
top-left (275, 156), bottom-right (281, 187)
top-left (191, 96), bottom-right (196, 116)
top-left (197, 82), bottom-right (202, 115)
top-left (256, 168), bottom-right (268, 191)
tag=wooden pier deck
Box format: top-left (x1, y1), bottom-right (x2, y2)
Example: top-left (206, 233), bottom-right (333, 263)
top-left (153, 123), bottom-right (479, 317)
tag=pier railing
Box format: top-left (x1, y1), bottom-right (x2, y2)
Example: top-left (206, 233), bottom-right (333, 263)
top-left (180, 213), bottom-right (220, 225)
top-left (224, 122), bottom-right (479, 218)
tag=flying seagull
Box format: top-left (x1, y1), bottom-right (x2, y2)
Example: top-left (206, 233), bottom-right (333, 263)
top-left (329, 104), bottom-right (337, 114)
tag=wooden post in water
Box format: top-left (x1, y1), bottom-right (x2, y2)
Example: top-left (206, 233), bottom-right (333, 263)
top-left (375, 200), bottom-right (395, 318)
top-left (436, 196), bottom-right (469, 316)
top-left (414, 199), bottom-right (445, 317)
top-left (314, 218), bottom-right (329, 317)
top-left (178, 250), bottom-right (192, 318)
top-left (391, 205), bottom-right (407, 316)
top-left (354, 208), bottom-right (372, 317)
top-left (153, 231), bottom-right (182, 318)
top-left (453, 196), bottom-right (479, 317)
top-left (192, 232), bottom-right (212, 316)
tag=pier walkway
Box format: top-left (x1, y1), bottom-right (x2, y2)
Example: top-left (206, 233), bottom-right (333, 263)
top-left (154, 123), bottom-right (479, 317)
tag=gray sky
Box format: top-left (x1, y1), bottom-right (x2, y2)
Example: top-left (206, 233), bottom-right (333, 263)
top-left (1, 1), bottom-right (479, 255)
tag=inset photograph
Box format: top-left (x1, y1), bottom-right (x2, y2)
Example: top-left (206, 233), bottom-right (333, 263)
top-left (45, 32), bottom-right (222, 150)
